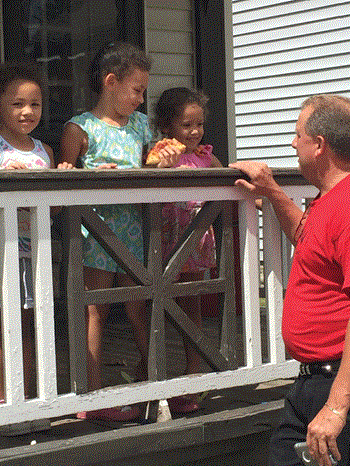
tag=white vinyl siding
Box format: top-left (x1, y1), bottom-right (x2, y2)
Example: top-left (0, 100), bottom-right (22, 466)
top-left (232, 0), bottom-right (350, 167)
top-left (144, 0), bottom-right (195, 129)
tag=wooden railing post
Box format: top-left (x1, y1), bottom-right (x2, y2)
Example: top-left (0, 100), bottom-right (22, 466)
top-left (63, 206), bottom-right (88, 395)
top-left (146, 203), bottom-right (166, 382)
top-left (220, 200), bottom-right (238, 369)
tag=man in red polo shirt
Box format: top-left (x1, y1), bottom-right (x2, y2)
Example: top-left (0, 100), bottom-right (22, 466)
top-left (230, 94), bottom-right (350, 466)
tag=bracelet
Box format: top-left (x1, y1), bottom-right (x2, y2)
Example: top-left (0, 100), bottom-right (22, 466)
top-left (325, 403), bottom-right (346, 422)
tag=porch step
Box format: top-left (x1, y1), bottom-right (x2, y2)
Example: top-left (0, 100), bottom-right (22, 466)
top-left (0, 419), bottom-right (51, 437)
top-left (0, 399), bottom-right (283, 465)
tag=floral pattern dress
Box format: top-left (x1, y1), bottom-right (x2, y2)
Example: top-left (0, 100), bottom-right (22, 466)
top-left (162, 145), bottom-right (216, 273)
top-left (68, 111), bottom-right (152, 272)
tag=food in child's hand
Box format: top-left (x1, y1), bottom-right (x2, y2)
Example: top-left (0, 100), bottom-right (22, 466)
top-left (146, 138), bottom-right (186, 165)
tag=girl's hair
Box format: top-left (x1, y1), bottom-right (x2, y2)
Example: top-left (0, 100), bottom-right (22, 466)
top-left (89, 41), bottom-right (152, 94)
top-left (0, 63), bottom-right (42, 96)
top-left (153, 87), bottom-right (209, 132)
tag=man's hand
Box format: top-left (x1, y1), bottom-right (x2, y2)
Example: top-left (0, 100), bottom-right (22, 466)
top-left (229, 161), bottom-right (278, 197)
top-left (307, 405), bottom-right (344, 466)
top-left (229, 161), bottom-right (303, 245)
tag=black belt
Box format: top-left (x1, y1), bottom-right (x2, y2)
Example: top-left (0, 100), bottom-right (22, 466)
top-left (299, 359), bottom-right (341, 377)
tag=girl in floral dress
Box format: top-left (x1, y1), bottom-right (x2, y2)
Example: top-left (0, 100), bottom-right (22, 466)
top-left (60, 42), bottom-right (152, 422)
top-left (153, 87), bottom-right (222, 413)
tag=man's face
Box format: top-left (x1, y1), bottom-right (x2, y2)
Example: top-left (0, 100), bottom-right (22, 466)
top-left (291, 106), bottom-right (319, 180)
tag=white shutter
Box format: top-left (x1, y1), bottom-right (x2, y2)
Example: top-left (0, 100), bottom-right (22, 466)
top-left (232, 0), bottom-right (350, 167)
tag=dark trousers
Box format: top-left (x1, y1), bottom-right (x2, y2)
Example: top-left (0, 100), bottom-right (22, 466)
top-left (269, 373), bottom-right (350, 465)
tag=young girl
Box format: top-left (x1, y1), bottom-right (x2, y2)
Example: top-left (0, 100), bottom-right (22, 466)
top-left (60, 42), bottom-right (152, 422)
top-left (0, 63), bottom-right (71, 401)
top-left (152, 87), bottom-right (222, 414)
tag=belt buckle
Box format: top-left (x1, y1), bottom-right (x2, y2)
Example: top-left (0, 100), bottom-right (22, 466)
top-left (300, 363), bottom-right (311, 376)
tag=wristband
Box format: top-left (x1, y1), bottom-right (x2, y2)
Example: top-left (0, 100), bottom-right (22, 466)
top-left (325, 403), bottom-right (346, 423)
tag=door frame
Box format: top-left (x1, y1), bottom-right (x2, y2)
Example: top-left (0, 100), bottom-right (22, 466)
top-left (194, 0), bottom-right (235, 165)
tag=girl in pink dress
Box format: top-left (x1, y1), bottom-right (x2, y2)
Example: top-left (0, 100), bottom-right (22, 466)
top-left (153, 87), bottom-right (222, 413)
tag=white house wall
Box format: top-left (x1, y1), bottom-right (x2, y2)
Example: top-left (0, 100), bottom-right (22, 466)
top-left (232, 0), bottom-right (350, 168)
top-left (144, 0), bottom-right (195, 132)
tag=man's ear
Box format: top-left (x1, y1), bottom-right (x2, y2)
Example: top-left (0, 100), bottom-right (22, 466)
top-left (315, 135), bottom-right (326, 158)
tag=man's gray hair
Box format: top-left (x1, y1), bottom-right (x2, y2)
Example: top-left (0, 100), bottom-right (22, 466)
top-left (301, 94), bottom-right (350, 162)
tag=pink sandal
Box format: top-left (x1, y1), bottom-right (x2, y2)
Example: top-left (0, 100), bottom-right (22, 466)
top-left (168, 396), bottom-right (200, 414)
top-left (77, 405), bottom-right (140, 422)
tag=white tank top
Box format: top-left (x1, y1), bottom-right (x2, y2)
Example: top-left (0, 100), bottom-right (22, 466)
top-left (0, 135), bottom-right (51, 169)
top-left (0, 135), bottom-right (51, 257)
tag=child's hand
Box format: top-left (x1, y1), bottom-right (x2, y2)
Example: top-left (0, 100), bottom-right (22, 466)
top-left (255, 199), bottom-right (263, 210)
top-left (96, 163), bottom-right (118, 169)
top-left (176, 164), bottom-right (192, 169)
top-left (57, 162), bottom-right (75, 169)
top-left (157, 146), bottom-right (182, 168)
top-left (4, 161), bottom-right (28, 169)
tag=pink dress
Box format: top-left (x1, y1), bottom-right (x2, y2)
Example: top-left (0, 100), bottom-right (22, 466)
top-left (162, 145), bottom-right (216, 273)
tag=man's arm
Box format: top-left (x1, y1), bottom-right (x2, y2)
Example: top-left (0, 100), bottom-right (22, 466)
top-left (229, 161), bottom-right (303, 245)
top-left (307, 318), bottom-right (350, 466)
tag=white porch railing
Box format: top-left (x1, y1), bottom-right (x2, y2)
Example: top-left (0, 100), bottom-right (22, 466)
top-left (0, 168), bottom-right (317, 427)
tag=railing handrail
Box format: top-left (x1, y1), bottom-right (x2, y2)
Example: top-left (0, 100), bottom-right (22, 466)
top-left (0, 167), bottom-right (307, 192)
